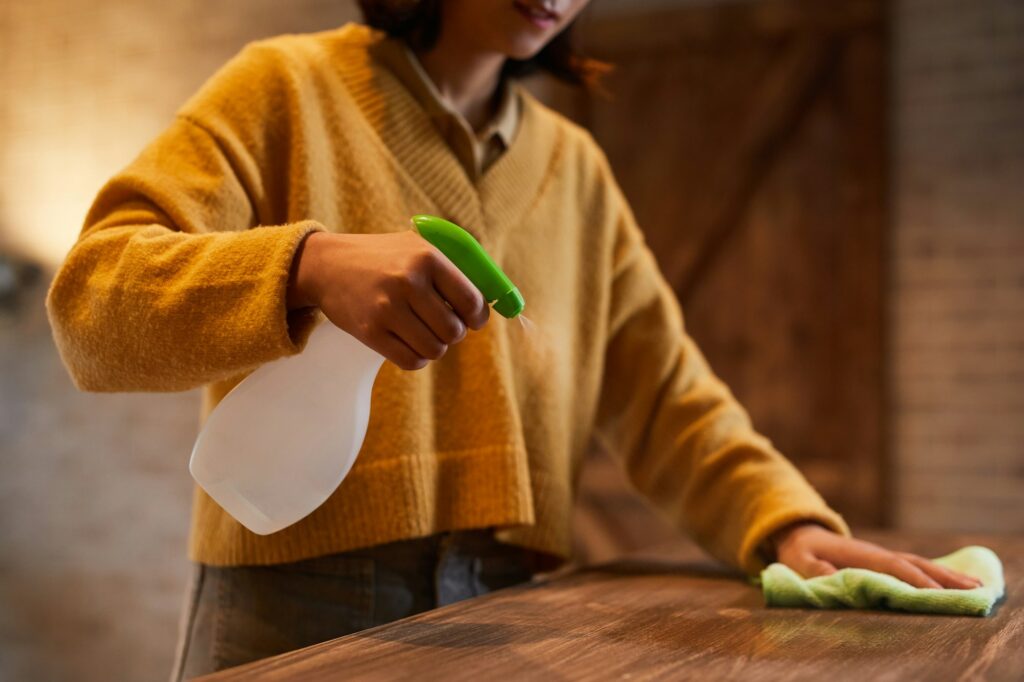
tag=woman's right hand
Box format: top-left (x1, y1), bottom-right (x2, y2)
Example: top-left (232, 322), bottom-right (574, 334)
top-left (287, 230), bottom-right (490, 370)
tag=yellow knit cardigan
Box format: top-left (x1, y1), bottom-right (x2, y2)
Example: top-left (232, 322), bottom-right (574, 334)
top-left (45, 24), bottom-right (848, 573)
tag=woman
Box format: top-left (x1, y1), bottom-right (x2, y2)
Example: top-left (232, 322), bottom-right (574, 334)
top-left (45, 0), bottom-right (979, 678)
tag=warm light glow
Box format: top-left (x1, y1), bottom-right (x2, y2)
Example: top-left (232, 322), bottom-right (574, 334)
top-left (0, 0), bottom-right (188, 268)
top-left (0, 137), bottom-right (142, 268)
top-left (0, 1), bottom-right (362, 270)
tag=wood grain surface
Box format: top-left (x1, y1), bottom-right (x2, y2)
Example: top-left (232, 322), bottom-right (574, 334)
top-left (195, 531), bottom-right (1023, 681)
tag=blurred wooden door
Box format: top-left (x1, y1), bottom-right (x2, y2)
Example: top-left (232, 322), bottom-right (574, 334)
top-left (543, 0), bottom-right (888, 563)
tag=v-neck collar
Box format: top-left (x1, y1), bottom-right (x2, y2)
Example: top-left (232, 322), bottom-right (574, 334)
top-left (330, 25), bottom-right (562, 240)
top-left (369, 36), bottom-right (521, 180)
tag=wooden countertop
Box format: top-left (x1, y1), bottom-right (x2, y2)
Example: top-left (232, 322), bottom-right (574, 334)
top-left (196, 531), bottom-right (1023, 681)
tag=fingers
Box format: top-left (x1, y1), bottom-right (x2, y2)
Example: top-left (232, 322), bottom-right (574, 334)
top-left (428, 252), bottom-right (490, 330)
top-left (829, 541), bottom-right (941, 589)
top-left (785, 531), bottom-right (980, 590)
top-left (372, 331), bottom-right (428, 372)
top-left (829, 539), bottom-right (978, 589)
top-left (901, 554), bottom-right (982, 590)
top-left (409, 286), bottom-right (467, 346)
top-left (389, 304), bottom-right (448, 364)
top-left (778, 540), bottom-right (838, 578)
top-left (804, 558), bottom-right (838, 578)
top-left (881, 557), bottom-right (942, 589)
top-left (365, 251), bottom-right (486, 370)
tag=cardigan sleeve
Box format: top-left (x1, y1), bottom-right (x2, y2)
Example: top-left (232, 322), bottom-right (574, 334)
top-left (45, 113), bottom-right (324, 393)
top-left (593, 197), bottom-right (850, 575)
top-left (46, 40), bottom-right (330, 393)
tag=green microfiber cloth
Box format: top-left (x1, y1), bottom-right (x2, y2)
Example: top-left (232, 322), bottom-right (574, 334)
top-left (760, 546), bottom-right (1005, 617)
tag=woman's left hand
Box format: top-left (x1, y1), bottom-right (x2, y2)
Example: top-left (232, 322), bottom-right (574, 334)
top-left (770, 522), bottom-right (982, 589)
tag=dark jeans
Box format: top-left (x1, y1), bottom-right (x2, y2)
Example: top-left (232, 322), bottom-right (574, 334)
top-left (170, 532), bottom-right (538, 680)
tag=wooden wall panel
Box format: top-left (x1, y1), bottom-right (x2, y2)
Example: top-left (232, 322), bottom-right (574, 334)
top-left (552, 0), bottom-right (888, 563)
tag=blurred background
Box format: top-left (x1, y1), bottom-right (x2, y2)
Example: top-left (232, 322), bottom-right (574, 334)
top-left (0, 0), bottom-right (1021, 679)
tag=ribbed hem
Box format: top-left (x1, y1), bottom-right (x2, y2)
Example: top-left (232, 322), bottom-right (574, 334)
top-left (266, 221), bottom-right (327, 353)
top-left (495, 466), bottom-right (573, 561)
top-left (188, 445), bottom-right (546, 566)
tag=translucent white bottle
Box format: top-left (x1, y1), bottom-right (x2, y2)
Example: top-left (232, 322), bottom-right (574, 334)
top-left (189, 323), bottom-right (384, 535)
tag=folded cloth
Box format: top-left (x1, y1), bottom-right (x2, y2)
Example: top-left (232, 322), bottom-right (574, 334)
top-left (761, 546), bottom-right (1005, 616)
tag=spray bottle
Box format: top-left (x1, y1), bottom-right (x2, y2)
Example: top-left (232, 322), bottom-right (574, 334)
top-left (189, 215), bottom-right (524, 535)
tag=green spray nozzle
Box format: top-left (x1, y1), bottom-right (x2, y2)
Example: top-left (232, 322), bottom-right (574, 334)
top-left (412, 215), bottom-right (525, 319)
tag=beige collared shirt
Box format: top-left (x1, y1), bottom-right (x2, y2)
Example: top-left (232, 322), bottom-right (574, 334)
top-left (370, 37), bottom-right (520, 180)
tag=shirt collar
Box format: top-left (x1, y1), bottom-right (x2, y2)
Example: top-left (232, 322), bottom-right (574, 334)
top-left (369, 36), bottom-right (519, 149)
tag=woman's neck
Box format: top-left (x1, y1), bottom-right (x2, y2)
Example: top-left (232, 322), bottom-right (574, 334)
top-left (416, 40), bottom-right (506, 132)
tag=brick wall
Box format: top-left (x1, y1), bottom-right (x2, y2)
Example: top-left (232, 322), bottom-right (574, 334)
top-left (891, 0), bottom-right (1024, 532)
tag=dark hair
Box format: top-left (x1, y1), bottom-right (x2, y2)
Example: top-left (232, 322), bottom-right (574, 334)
top-left (357, 0), bottom-right (610, 89)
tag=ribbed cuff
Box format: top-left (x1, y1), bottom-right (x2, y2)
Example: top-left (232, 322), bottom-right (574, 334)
top-left (274, 222), bottom-right (326, 349)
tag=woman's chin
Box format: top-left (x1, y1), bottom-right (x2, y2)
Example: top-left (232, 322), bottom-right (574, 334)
top-left (502, 36), bottom-right (550, 61)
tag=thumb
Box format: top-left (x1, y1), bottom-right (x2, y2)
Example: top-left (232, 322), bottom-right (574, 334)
top-left (803, 558), bottom-right (838, 578)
